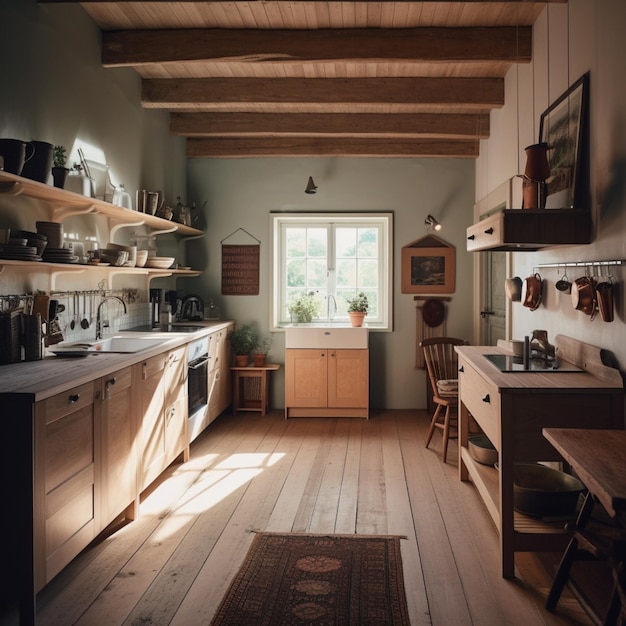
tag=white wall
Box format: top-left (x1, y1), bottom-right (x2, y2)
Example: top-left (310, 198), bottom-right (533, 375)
top-left (475, 0), bottom-right (626, 374)
top-left (185, 157), bottom-right (476, 409)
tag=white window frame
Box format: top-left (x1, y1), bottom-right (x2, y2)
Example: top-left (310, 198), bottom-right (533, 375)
top-left (270, 212), bottom-right (393, 331)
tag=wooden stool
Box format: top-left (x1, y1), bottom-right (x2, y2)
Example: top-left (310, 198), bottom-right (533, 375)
top-left (231, 364), bottom-right (280, 416)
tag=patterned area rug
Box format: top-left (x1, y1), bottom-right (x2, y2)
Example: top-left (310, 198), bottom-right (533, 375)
top-left (210, 533), bottom-right (410, 625)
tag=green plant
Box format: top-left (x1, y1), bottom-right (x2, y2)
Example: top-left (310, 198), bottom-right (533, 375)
top-left (288, 292), bottom-right (321, 323)
top-left (53, 145), bottom-right (67, 168)
top-left (347, 292), bottom-right (369, 314)
top-left (228, 324), bottom-right (258, 356)
top-left (254, 335), bottom-right (272, 355)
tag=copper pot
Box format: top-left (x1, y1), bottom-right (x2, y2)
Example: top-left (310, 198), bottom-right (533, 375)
top-left (522, 273), bottom-right (542, 311)
top-left (596, 281), bottom-right (614, 322)
top-left (571, 276), bottom-right (597, 318)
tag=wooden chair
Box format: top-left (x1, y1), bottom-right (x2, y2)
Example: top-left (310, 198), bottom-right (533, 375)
top-left (420, 337), bottom-right (466, 463)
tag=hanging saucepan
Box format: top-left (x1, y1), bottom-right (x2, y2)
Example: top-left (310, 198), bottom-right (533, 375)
top-left (555, 271), bottom-right (572, 294)
top-left (522, 273), bottom-right (543, 311)
top-left (422, 298), bottom-right (445, 328)
top-left (571, 275), bottom-right (597, 319)
top-left (595, 279), bottom-right (615, 322)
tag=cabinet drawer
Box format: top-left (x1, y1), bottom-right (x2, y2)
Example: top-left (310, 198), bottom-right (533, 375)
top-left (466, 212), bottom-right (503, 252)
top-left (459, 360), bottom-right (500, 446)
top-left (44, 381), bottom-right (95, 425)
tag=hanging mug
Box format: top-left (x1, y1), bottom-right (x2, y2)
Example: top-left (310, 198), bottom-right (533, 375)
top-left (571, 275), bottom-right (597, 319)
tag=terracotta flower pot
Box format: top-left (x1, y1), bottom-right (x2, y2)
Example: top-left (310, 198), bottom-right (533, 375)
top-left (253, 353), bottom-right (267, 367)
top-left (348, 312), bottom-right (366, 327)
top-left (235, 354), bottom-right (249, 367)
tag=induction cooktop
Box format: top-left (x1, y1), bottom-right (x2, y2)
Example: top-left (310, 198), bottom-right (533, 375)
top-left (484, 353), bottom-right (583, 373)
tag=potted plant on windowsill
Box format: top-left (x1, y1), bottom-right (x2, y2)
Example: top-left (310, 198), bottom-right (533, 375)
top-left (252, 335), bottom-right (272, 367)
top-left (228, 324), bottom-right (258, 366)
top-left (51, 145), bottom-right (70, 189)
top-left (347, 292), bottom-right (369, 327)
top-left (289, 292), bottom-right (321, 323)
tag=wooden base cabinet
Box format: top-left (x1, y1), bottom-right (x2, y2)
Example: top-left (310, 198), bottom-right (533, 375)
top-left (456, 339), bottom-right (624, 579)
top-left (285, 348), bottom-right (369, 418)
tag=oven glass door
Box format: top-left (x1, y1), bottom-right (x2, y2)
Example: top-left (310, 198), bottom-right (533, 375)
top-left (188, 354), bottom-right (209, 415)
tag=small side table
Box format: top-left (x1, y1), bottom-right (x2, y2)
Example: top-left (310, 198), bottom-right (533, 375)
top-left (231, 364), bottom-right (280, 416)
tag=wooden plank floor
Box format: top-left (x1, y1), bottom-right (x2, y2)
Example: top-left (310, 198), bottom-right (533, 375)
top-left (36, 410), bottom-right (597, 625)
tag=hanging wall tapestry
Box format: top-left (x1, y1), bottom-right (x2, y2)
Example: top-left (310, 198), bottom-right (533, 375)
top-left (221, 228), bottom-right (260, 295)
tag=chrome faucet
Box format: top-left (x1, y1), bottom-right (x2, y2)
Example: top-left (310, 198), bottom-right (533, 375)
top-left (96, 296), bottom-right (127, 340)
top-left (327, 294), bottom-right (337, 322)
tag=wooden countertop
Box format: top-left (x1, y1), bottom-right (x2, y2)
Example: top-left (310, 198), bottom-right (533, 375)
top-left (0, 320), bottom-right (233, 402)
top-left (456, 335), bottom-right (623, 393)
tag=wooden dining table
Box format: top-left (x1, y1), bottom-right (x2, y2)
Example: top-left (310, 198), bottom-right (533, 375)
top-left (542, 428), bottom-right (626, 521)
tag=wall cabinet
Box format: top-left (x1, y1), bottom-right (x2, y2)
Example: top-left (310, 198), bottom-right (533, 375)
top-left (456, 340), bottom-right (624, 578)
top-left (466, 208), bottom-right (592, 252)
top-left (285, 348), bottom-right (369, 418)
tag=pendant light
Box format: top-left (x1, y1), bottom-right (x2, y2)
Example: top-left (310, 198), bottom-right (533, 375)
top-left (305, 176), bottom-right (317, 194)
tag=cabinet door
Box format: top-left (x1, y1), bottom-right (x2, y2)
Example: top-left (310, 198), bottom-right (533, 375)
top-left (34, 381), bottom-right (97, 590)
top-left (285, 349), bottom-right (327, 407)
top-left (164, 346), bottom-right (187, 465)
top-left (137, 353), bottom-right (166, 491)
top-left (209, 325), bottom-right (232, 420)
top-left (99, 366), bottom-right (136, 527)
top-left (328, 349), bottom-right (369, 408)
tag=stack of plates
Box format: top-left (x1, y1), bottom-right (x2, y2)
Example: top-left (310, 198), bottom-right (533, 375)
top-left (36, 221), bottom-right (63, 248)
top-left (42, 247), bottom-right (78, 264)
top-left (0, 242), bottom-right (42, 261)
top-left (11, 229), bottom-right (48, 256)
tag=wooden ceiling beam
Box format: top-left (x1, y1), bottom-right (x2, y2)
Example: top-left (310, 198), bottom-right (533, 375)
top-left (170, 112), bottom-right (490, 139)
top-left (143, 77), bottom-right (503, 109)
top-left (103, 27), bottom-right (531, 66)
top-left (187, 137), bottom-right (479, 158)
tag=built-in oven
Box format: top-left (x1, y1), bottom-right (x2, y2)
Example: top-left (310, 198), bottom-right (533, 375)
top-left (187, 334), bottom-right (210, 442)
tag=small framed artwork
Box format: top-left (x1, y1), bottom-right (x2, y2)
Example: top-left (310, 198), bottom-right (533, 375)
top-left (401, 235), bottom-right (456, 294)
top-left (539, 72), bottom-right (589, 209)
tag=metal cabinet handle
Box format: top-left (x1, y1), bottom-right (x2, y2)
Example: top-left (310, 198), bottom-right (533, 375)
top-left (482, 394), bottom-right (490, 403)
top-left (68, 393), bottom-right (80, 403)
top-left (458, 365), bottom-right (464, 373)
top-left (484, 227), bottom-right (494, 235)
top-left (467, 234), bottom-right (475, 240)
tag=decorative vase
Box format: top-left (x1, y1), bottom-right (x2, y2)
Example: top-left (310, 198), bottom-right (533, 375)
top-left (235, 354), bottom-right (249, 367)
top-left (253, 353), bottom-right (267, 367)
top-left (348, 312), bottom-right (366, 327)
top-left (52, 166), bottom-right (70, 189)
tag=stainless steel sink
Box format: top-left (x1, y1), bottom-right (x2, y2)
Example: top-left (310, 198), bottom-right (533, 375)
top-left (52, 335), bottom-right (165, 355)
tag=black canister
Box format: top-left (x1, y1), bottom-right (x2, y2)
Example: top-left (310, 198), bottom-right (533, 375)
top-left (23, 313), bottom-right (43, 361)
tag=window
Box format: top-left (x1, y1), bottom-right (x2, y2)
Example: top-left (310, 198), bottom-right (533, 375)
top-left (270, 213), bottom-right (393, 330)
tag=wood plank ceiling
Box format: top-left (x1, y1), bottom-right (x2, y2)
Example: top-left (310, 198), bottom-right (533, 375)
top-left (46, 1), bottom-right (565, 158)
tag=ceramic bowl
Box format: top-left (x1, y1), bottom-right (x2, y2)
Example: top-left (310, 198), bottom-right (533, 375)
top-left (145, 256), bottom-right (175, 269)
top-left (135, 249), bottom-right (149, 267)
top-left (99, 248), bottom-right (129, 267)
top-left (468, 435), bottom-right (498, 466)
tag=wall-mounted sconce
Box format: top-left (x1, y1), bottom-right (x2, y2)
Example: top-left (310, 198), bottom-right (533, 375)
top-left (305, 176), bottom-right (317, 194)
top-left (424, 214), bottom-right (442, 231)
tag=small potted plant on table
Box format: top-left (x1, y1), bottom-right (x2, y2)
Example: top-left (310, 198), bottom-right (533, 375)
top-left (347, 292), bottom-right (369, 327)
top-left (228, 324), bottom-right (258, 366)
top-left (52, 145), bottom-right (70, 189)
top-left (252, 335), bottom-right (272, 367)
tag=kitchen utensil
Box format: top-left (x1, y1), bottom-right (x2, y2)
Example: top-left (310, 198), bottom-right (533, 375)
top-left (571, 275), bottom-right (597, 318)
top-left (468, 435), bottom-right (498, 466)
top-left (596, 280), bottom-right (614, 322)
top-left (522, 273), bottom-right (542, 311)
top-left (555, 272), bottom-right (571, 293)
top-left (182, 294), bottom-right (205, 321)
top-left (81, 294), bottom-right (89, 329)
top-left (0, 138), bottom-right (34, 175)
top-left (505, 277), bottom-right (523, 301)
top-left (513, 463), bottom-right (584, 518)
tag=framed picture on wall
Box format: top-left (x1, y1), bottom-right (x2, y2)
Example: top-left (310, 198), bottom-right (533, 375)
top-left (401, 235), bottom-right (455, 294)
top-left (539, 72), bottom-right (590, 209)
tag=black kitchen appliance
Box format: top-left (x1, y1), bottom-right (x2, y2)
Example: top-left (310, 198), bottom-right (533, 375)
top-left (181, 294), bottom-right (204, 321)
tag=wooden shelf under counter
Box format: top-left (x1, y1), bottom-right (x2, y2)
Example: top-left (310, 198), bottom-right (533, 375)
top-left (456, 336), bottom-right (624, 578)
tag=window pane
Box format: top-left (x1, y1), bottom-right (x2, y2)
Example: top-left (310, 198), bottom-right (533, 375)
top-left (336, 228), bottom-right (357, 258)
top-left (307, 228), bottom-right (327, 257)
top-left (287, 258), bottom-right (305, 288)
top-left (336, 258), bottom-right (356, 288)
top-left (286, 228), bottom-right (306, 258)
top-left (357, 228), bottom-right (378, 257)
